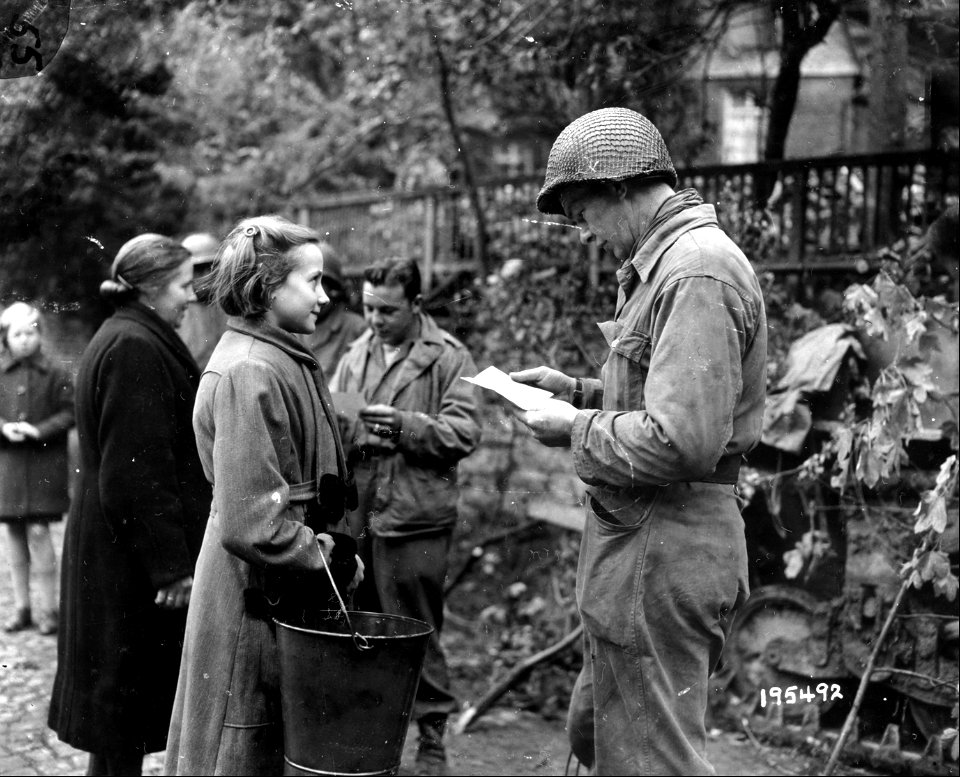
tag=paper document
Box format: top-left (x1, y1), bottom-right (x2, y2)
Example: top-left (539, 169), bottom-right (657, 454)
top-left (330, 391), bottom-right (367, 422)
top-left (461, 366), bottom-right (554, 411)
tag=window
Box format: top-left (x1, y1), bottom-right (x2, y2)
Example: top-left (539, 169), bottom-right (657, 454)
top-left (721, 90), bottom-right (769, 163)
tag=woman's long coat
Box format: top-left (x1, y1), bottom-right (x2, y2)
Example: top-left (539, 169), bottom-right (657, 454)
top-left (0, 352), bottom-right (74, 518)
top-left (165, 318), bottom-right (352, 776)
top-left (48, 302), bottom-right (211, 754)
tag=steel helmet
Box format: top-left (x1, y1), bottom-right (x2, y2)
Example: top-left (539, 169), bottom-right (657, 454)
top-left (536, 107), bottom-right (677, 215)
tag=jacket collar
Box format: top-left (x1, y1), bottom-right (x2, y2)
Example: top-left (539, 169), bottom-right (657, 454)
top-left (228, 316), bottom-right (320, 370)
top-left (357, 313), bottom-right (446, 399)
top-left (617, 203), bottom-right (721, 290)
top-left (0, 351), bottom-right (50, 373)
top-left (113, 301), bottom-right (201, 382)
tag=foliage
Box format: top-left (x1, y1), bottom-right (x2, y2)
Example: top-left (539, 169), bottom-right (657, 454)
top-left (456, 224), bottom-right (613, 375)
top-left (12, 1), bottom-right (688, 311)
top-left (0, 3), bottom-right (193, 315)
top-left (162, 0), bottom-right (717, 215)
top-left (901, 454), bottom-right (959, 600)
top-left (457, 0), bottom-right (714, 160)
top-left (813, 270), bottom-right (957, 492)
top-left (785, 260), bottom-right (960, 599)
top-left (3, 0), bottom-right (955, 313)
top-left (1, 0), bottom-right (725, 311)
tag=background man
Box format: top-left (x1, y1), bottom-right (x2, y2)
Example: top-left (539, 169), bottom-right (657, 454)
top-left (331, 257), bottom-right (481, 776)
top-left (512, 108), bottom-right (767, 775)
top-left (302, 243), bottom-right (368, 377)
top-left (178, 232), bottom-right (227, 369)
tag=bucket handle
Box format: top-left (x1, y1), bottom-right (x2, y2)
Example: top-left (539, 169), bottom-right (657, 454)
top-left (319, 545), bottom-right (373, 652)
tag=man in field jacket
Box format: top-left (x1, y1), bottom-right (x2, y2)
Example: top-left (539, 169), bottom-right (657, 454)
top-left (512, 108), bottom-right (767, 775)
top-left (330, 257), bottom-right (480, 775)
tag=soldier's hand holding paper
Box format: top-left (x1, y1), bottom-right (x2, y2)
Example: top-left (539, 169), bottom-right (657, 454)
top-left (462, 365), bottom-right (578, 447)
top-left (509, 368), bottom-right (578, 447)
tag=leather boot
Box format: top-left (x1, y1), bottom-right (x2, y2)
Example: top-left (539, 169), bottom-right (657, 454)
top-left (414, 714), bottom-right (448, 776)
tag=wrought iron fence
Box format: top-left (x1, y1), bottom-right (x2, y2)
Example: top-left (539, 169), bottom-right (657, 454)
top-left (292, 149), bottom-right (958, 287)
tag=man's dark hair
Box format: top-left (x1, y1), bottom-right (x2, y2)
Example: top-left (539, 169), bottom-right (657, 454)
top-left (363, 257), bottom-right (421, 302)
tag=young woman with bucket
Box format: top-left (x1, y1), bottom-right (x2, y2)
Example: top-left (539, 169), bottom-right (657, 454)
top-left (164, 215), bottom-right (368, 775)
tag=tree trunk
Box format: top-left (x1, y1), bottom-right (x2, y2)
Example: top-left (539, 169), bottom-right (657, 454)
top-left (867, 0), bottom-right (908, 151)
top-left (757, 0), bottom-right (842, 204)
top-left (763, 45), bottom-right (805, 162)
top-left (427, 14), bottom-right (491, 278)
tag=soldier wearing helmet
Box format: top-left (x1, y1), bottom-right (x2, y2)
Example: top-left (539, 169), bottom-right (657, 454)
top-left (302, 243), bottom-right (367, 377)
top-left (512, 108), bottom-right (768, 775)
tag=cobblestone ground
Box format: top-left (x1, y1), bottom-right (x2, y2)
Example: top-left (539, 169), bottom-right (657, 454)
top-left (0, 521), bottom-right (567, 777)
top-left (0, 521), bottom-right (163, 777)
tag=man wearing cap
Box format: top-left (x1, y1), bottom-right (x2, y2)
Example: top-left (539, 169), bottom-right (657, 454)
top-left (178, 232), bottom-right (228, 369)
top-left (303, 243), bottom-right (368, 377)
top-left (511, 108), bottom-right (767, 774)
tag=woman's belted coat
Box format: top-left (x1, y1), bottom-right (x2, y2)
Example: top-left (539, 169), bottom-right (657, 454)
top-left (164, 318), bottom-right (353, 776)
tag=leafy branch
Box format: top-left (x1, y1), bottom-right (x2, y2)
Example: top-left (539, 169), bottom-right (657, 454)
top-left (823, 454), bottom-right (958, 775)
top-left (818, 271), bottom-right (954, 493)
top-left (901, 454), bottom-right (960, 601)
top-left (814, 267), bottom-right (959, 773)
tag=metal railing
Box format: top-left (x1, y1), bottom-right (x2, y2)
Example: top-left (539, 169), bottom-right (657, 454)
top-left (292, 149), bottom-right (958, 286)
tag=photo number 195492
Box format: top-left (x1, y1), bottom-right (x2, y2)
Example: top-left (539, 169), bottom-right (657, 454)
top-left (760, 684), bottom-right (845, 708)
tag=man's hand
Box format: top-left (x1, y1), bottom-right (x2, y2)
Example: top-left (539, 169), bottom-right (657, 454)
top-left (516, 398), bottom-right (579, 447)
top-left (155, 576), bottom-right (193, 609)
top-left (359, 404), bottom-right (402, 437)
top-left (510, 366), bottom-right (576, 397)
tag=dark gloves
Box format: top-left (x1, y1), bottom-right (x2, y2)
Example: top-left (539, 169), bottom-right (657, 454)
top-left (323, 531), bottom-right (359, 594)
top-left (244, 531), bottom-right (360, 625)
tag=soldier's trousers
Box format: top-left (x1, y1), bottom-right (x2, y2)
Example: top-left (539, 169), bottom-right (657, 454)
top-left (567, 481), bottom-right (749, 775)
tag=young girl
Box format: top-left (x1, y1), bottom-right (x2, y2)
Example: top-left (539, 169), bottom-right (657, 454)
top-left (165, 215), bottom-right (361, 776)
top-left (0, 302), bottom-right (74, 636)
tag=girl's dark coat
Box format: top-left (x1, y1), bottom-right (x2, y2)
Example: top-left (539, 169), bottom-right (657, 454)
top-left (0, 352), bottom-right (74, 518)
top-left (48, 302), bottom-right (211, 754)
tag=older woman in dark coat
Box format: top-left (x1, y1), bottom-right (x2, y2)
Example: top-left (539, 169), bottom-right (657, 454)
top-left (48, 234), bottom-right (211, 776)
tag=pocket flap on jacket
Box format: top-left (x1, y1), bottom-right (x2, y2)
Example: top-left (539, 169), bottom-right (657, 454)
top-left (609, 330), bottom-right (650, 364)
top-left (597, 320), bottom-right (621, 348)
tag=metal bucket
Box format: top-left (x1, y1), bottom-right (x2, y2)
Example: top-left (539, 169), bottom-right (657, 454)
top-left (276, 610), bottom-right (433, 776)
